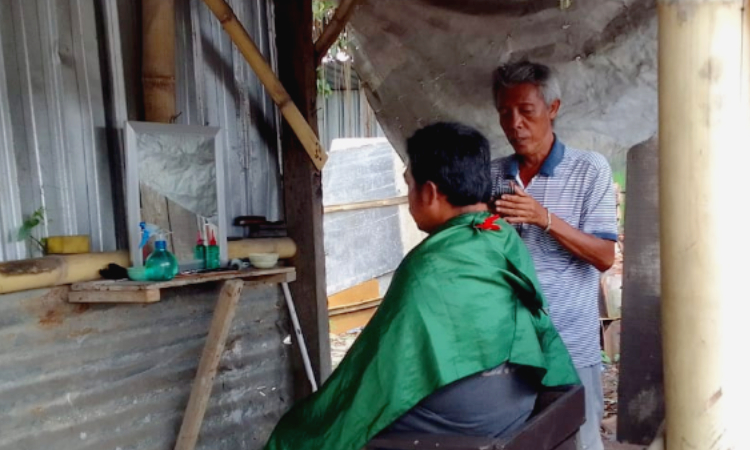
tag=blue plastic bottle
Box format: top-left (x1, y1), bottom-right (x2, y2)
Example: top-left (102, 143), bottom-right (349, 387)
top-left (145, 239), bottom-right (179, 281)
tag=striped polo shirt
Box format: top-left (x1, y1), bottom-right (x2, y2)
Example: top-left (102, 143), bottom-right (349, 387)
top-left (490, 137), bottom-right (618, 368)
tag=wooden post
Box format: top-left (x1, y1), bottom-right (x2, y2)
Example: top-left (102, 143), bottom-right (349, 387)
top-left (174, 280), bottom-right (244, 450)
top-left (658, 1), bottom-right (749, 448)
top-left (275, 0), bottom-right (332, 397)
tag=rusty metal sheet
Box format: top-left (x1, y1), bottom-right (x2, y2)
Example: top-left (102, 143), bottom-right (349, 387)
top-left (0, 284), bottom-right (294, 450)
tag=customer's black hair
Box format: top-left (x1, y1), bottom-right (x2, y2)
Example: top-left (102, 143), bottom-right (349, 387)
top-left (406, 122), bottom-right (492, 206)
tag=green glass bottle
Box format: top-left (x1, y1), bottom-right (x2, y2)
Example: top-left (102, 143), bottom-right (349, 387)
top-left (145, 239), bottom-right (179, 281)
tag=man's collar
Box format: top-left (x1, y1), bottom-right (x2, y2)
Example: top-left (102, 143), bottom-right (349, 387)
top-left (506, 135), bottom-right (565, 178)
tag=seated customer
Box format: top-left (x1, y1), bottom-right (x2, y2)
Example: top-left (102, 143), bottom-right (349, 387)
top-left (264, 122), bottom-right (579, 450)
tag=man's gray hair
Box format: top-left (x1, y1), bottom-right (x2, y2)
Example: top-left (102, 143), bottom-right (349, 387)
top-left (492, 61), bottom-right (562, 108)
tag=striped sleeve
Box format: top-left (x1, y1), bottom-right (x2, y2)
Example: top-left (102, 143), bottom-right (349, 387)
top-left (580, 155), bottom-right (618, 242)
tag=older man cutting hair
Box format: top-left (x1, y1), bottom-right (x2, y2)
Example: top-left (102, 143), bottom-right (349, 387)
top-left (264, 122), bottom-right (578, 450)
top-left (491, 61), bottom-right (618, 450)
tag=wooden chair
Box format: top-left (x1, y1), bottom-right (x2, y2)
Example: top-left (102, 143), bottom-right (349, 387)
top-left (367, 384), bottom-right (585, 450)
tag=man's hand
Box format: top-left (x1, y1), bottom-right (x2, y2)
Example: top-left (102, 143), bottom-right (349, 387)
top-left (495, 186), bottom-right (548, 229)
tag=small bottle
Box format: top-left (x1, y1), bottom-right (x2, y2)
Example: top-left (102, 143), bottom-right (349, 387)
top-left (194, 231), bottom-right (206, 269)
top-left (206, 230), bottom-right (220, 269)
top-left (145, 237), bottom-right (179, 281)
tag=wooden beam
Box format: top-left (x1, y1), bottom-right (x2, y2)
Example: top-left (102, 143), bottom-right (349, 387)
top-left (174, 280), bottom-right (244, 450)
top-left (275, 0), bottom-right (332, 398)
top-left (201, 0), bottom-right (328, 170)
top-left (314, 0), bottom-right (359, 64)
top-left (324, 196), bottom-right (407, 214)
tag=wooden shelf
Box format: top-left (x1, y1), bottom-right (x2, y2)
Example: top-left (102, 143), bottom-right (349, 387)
top-left (68, 267), bottom-right (295, 304)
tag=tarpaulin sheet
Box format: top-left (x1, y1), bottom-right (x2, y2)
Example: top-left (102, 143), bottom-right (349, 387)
top-left (348, 0), bottom-right (657, 172)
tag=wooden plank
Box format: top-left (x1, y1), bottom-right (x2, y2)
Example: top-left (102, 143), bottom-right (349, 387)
top-left (328, 279), bottom-right (379, 309)
top-left (68, 289), bottom-right (161, 304)
top-left (68, 272), bottom-right (293, 304)
top-left (140, 184), bottom-right (174, 252)
top-left (329, 297), bottom-right (382, 316)
top-left (174, 280), bottom-right (244, 450)
top-left (329, 306), bottom-right (378, 334)
top-left (166, 200), bottom-right (201, 262)
top-left (243, 272), bottom-right (296, 290)
top-left (276, 0), bottom-right (332, 397)
top-left (618, 138), bottom-right (664, 444)
top-left (71, 267), bottom-right (294, 291)
top-left (324, 196), bottom-right (407, 214)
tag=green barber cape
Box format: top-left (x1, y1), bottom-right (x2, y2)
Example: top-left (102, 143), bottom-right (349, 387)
top-left (265, 212), bottom-right (579, 450)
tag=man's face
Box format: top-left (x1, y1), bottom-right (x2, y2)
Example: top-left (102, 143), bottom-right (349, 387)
top-left (496, 83), bottom-right (559, 157)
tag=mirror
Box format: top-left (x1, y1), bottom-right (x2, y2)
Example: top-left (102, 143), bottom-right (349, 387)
top-left (125, 121), bottom-right (227, 268)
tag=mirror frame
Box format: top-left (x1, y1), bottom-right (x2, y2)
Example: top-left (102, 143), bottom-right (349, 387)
top-left (125, 121), bottom-right (228, 268)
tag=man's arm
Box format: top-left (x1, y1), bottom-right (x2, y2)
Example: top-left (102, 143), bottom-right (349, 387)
top-left (495, 189), bottom-right (615, 272)
top-left (547, 213), bottom-right (614, 272)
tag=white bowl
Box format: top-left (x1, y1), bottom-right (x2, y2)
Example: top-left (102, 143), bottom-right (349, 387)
top-left (248, 253), bottom-right (279, 269)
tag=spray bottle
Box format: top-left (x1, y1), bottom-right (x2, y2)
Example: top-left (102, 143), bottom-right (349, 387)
top-left (145, 232), bottom-right (179, 281)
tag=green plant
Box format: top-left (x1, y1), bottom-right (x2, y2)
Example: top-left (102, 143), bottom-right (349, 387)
top-left (17, 207), bottom-right (48, 255)
top-left (313, 0), bottom-right (351, 98)
top-left (601, 350), bottom-right (612, 365)
top-left (317, 67), bottom-right (333, 98)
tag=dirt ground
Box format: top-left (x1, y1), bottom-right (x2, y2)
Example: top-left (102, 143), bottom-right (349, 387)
top-left (330, 332), bottom-right (645, 449)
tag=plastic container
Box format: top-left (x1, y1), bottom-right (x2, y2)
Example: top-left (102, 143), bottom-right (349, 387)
top-left (194, 231), bottom-right (206, 270)
top-left (145, 239), bottom-right (179, 281)
top-left (127, 266), bottom-right (149, 282)
top-left (206, 230), bottom-right (220, 269)
top-left (248, 253), bottom-right (279, 269)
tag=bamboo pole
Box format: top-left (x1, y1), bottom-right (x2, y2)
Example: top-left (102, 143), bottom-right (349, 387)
top-left (142, 0), bottom-right (176, 123)
top-left (201, 0), bottom-right (328, 170)
top-left (227, 237), bottom-right (296, 260)
top-left (314, 0), bottom-right (359, 64)
top-left (0, 252), bottom-right (130, 295)
top-left (658, 1), bottom-right (748, 449)
top-left (0, 238), bottom-right (297, 295)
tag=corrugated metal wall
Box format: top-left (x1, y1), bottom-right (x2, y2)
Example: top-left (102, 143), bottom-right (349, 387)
top-left (318, 88), bottom-right (385, 150)
top-left (176, 0), bottom-right (283, 229)
top-left (0, 284), bottom-right (294, 450)
top-left (0, 0), bottom-right (117, 262)
top-left (0, 0), bottom-right (284, 261)
top-left (318, 88), bottom-right (385, 151)
top-left (317, 58), bottom-right (384, 150)
top-left (118, 0), bottom-right (283, 234)
top-left (0, 2), bottom-right (297, 449)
